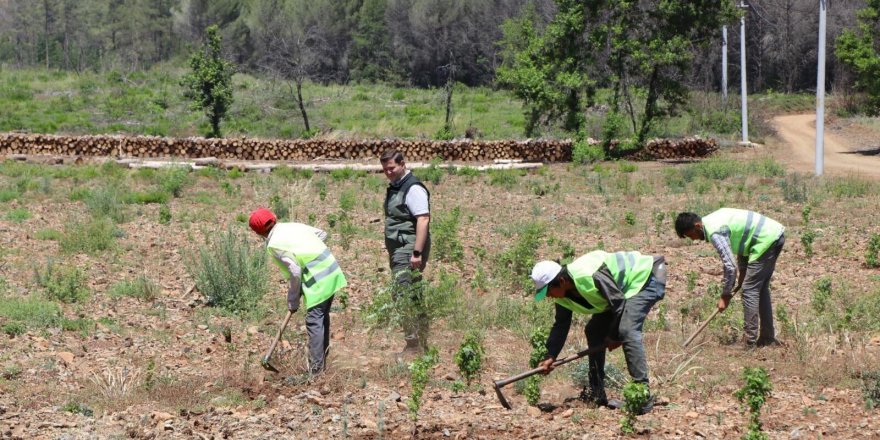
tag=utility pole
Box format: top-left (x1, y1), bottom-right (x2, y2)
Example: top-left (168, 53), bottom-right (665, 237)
top-left (722, 26), bottom-right (729, 107)
top-left (815, 0), bottom-right (827, 176)
top-left (739, 1), bottom-right (749, 145)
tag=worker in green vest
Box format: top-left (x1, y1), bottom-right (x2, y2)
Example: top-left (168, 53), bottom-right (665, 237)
top-left (249, 208), bottom-right (347, 376)
top-left (380, 149), bottom-right (431, 360)
top-left (531, 250), bottom-right (667, 413)
top-left (675, 208), bottom-right (785, 347)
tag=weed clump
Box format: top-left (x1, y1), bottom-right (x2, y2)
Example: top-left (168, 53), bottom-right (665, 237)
top-left (432, 206), bottom-right (464, 265)
top-left (620, 382), bottom-right (650, 434)
top-left (187, 228), bottom-right (268, 315)
top-left (861, 370), bottom-right (880, 410)
top-left (34, 262), bottom-right (90, 304)
top-left (60, 217), bottom-right (118, 255)
top-left (866, 233), bottom-right (880, 268)
top-left (109, 275), bottom-right (160, 302)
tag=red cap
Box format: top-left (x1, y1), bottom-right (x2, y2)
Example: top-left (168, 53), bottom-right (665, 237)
top-left (248, 208), bottom-right (276, 236)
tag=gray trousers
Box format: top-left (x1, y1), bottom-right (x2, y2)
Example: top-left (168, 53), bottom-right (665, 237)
top-left (586, 273), bottom-right (666, 392)
top-left (306, 295), bottom-right (333, 374)
top-left (741, 234), bottom-right (785, 345)
top-left (388, 241), bottom-right (430, 347)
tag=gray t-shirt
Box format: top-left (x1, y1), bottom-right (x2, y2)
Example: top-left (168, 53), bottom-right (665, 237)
top-left (397, 171), bottom-right (430, 216)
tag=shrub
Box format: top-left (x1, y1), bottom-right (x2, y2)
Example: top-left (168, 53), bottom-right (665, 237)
top-left (0, 296), bottom-right (62, 328)
top-left (187, 228), bottom-right (269, 315)
top-left (734, 367), bottom-right (772, 440)
top-left (85, 185), bottom-right (128, 223)
top-left (35, 262), bottom-right (90, 304)
top-left (4, 208), bottom-right (31, 223)
top-left (801, 230), bottom-right (816, 258)
top-left (413, 158), bottom-right (444, 185)
top-left (496, 222), bottom-right (545, 294)
top-left (269, 193), bottom-right (290, 221)
top-left (60, 217), bottom-right (118, 255)
top-left (408, 347), bottom-right (439, 421)
top-left (779, 173), bottom-right (808, 203)
top-left (624, 211), bottom-right (636, 226)
top-left (61, 402), bottom-right (94, 417)
top-left (158, 167), bottom-right (192, 198)
top-left (2, 322), bottom-right (26, 337)
top-left (862, 370), bottom-right (880, 410)
top-left (125, 189), bottom-right (169, 204)
top-left (487, 169), bottom-right (523, 188)
top-left (108, 276), bottom-right (160, 302)
top-left (801, 205), bottom-right (812, 225)
top-left (866, 233), bottom-right (880, 268)
top-left (620, 382), bottom-right (650, 434)
top-left (523, 327), bottom-right (549, 406)
top-left (454, 332), bottom-right (485, 386)
top-left (61, 317), bottom-right (96, 336)
top-left (573, 138), bottom-right (605, 164)
top-left (158, 204), bottom-right (172, 225)
top-left (432, 206), bottom-right (464, 265)
top-left (811, 277), bottom-right (832, 314)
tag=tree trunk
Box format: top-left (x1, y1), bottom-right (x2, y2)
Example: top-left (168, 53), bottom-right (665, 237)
top-left (296, 80), bottom-right (310, 134)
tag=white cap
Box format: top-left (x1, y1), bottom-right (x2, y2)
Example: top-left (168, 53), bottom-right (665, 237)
top-left (531, 260), bottom-right (562, 300)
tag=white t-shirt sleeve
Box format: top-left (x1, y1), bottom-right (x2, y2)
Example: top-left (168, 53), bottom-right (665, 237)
top-left (404, 185), bottom-right (430, 216)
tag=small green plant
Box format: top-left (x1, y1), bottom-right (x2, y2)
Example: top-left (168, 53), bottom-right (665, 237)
top-left (866, 233), bottom-right (880, 268)
top-left (862, 370), bottom-right (880, 409)
top-left (620, 382), bottom-right (650, 434)
top-left (652, 210), bottom-right (665, 237)
top-left (159, 167), bottom-right (192, 198)
top-left (157, 203), bottom-right (172, 225)
top-left (432, 206), bottom-right (464, 265)
top-left (61, 401), bottom-right (94, 417)
top-left (801, 230), bottom-right (816, 258)
top-left (801, 205), bottom-right (812, 225)
top-left (108, 275), bottom-right (161, 302)
top-left (5, 208), bottom-right (31, 223)
top-left (686, 271), bottom-right (699, 293)
top-left (2, 364), bottom-right (23, 380)
top-left (34, 229), bottom-right (62, 241)
top-left (523, 327), bottom-right (549, 406)
top-left (2, 322), bottom-right (26, 337)
top-left (414, 158), bottom-right (444, 185)
top-left (487, 169), bottom-right (522, 188)
top-left (454, 332), bottom-right (485, 386)
top-left (34, 262), bottom-right (90, 304)
top-left (496, 222), bottom-right (545, 294)
top-left (811, 277), bottom-right (832, 314)
top-left (408, 347), bottom-right (439, 421)
top-left (573, 137), bottom-right (604, 164)
top-left (186, 228), bottom-right (269, 315)
top-left (269, 193), bottom-right (290, 221)
top-left (59, 217), bottom-right (118, 255)
top-left (624, 211), bottom-right (636, 226)
top-left (734, 367), bottom-right (772, 440)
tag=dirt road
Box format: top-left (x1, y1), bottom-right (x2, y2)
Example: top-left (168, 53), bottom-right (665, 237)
top-left (772, 113), bottom-right (880, 178)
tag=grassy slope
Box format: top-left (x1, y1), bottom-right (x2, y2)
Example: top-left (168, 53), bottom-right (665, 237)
top-left (0, 65), bottom-right (822, 142)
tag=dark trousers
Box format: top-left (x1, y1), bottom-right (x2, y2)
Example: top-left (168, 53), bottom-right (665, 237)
top-left (586, 274), bottom-right (666, 392)
top-left (306, 295), bottom-right (333, 374)
top-left (741, 234), bottom-right (785, 345)
top-left (388, 241), bottom-right (430, 348)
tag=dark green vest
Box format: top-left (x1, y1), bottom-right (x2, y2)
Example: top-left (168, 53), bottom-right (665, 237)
top-left (384, 172), bottom-right (429, 252)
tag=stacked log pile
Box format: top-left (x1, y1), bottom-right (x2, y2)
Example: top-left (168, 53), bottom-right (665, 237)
top-left (0, 133), bottom-right (717, 162)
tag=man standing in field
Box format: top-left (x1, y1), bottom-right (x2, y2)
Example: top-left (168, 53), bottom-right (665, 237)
top-left (380, 149), bottom-right (431, 359)
top-left (249, 208), bottom-right (347, 376)
top-left (531, 250), bottom-right (667, 413)
top-left (675, 209), bottom-right (785, 347)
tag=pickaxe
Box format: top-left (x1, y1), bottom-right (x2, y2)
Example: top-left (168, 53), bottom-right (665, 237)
top-left (493, 344), bottom-right (607, 410)
top-left (260, 310), bottom-right (294, 373)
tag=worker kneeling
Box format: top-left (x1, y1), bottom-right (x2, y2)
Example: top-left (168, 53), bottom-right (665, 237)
top-left (531, 251), bottom-right (666, 414)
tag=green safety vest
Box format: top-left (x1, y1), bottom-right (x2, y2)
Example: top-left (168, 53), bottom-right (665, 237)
top-left (266, 223), bottom-right (347, 309)
top-left (702, 208), bottom-right (785, 263)
top-left (554, 250), bottom-right (655, 316)
top-left (384, 172), bottom-right (429, 254)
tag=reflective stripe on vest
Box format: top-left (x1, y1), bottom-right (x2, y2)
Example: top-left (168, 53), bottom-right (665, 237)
top-left (703, 208), bottom-right (784, 263)
top-left (266, 223), bottom-right (347, 309)
top-left (605, 251), bottom-right (654, 298)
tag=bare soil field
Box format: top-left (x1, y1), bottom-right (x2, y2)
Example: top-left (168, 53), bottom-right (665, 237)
top-left (1, 132), bottom-right (879, 439)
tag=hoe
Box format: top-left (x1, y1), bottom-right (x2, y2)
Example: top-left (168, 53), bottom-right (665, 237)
top-left (260, 310), bottom-right (294, 373)
top-left (492, 344), bottom-right (607, 410)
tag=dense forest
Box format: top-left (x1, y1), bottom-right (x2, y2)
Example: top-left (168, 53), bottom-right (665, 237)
top-left (0, 0), bottom-right (868, 93)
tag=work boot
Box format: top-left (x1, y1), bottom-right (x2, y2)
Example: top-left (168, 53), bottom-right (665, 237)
top-left (637, 394), bottom-right (655, 415)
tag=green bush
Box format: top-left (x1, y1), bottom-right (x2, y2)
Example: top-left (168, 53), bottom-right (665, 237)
top-left (61, 402), bottom-right (94, 417)
top-left (61, 317), bottom-right (96, 336)
top-left (158, 204), bottom-right (172, 225)
top-left (0, 296), bottom-right (62, 328)
top-left (779, 173), bottom-right (808, 203)
top-left (862, 370), bottom-right (880, 410)
top-left (866, 233), bottom-right (880, 268)
top-left (823, 177), bottom-right (877, 198)
top-left (408, 347), bottom-right (439, 421)
top-left (496, 222), bottom-right (545, 294)
top-left (522, 327), bottom-right (549, 406)
top-left (187, 228), bottom-right (269, 315)
top-left (108, 276), bottom-right (160, 302)
top-left (125, 189), bottom-right (169, 204)
top-left (734, 367), bottom-right (772, 440)
top-left (487, 169), bottom-right (523, 188)
top-left (413, 158), bottom-right (444, 185)
top-left (60, 217), bottom-right (118, 255)
top-left (573, 138), bottom-right (605, 164)
top-left (801, 230), bottom-right (816, 259)
top-left (34, 262), bottom-right (90, 304)
top-left (4, 208), bottom-right (31, 223)
top-left (431, 206), bottom-right (464, 265)
top-left (454, 332), bottom-right (485, 386)
top-left (85, 184), bottom-right (128, 223)
top-left (158, 167), bottom-right (192, 198)
top-left (2, 322), bottom-right (26, 337)
top-left (811, 277), bottom-right (832, 314)
top-left (620, 382), bottom-right (650, 434)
